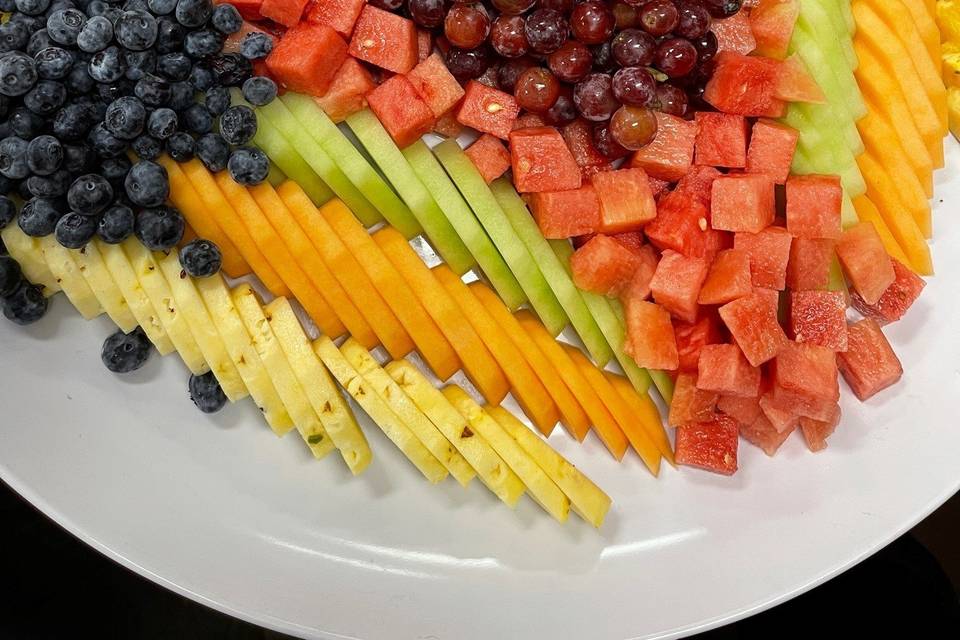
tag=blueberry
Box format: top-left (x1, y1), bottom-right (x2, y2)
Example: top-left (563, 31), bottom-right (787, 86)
top-left (62, 143), bottom-right (96, 173)
top-left (239, 32), bottom-right (272, 60)
top-left (9, 108), bottom-right (46, 139)
top-left (188, 61), bottom-right (214, 90)
top-left (18, 197), bottom-right (64, 236)
top-left (99, 155), bottom-right (131, 189)
top-left (75, 15), bottom-right (113, 53)
top-left (188, 370), bottom-right (226, 413)
top-left (181, 103), bottom-right (212, 134)
top-left (155, 16), bottom-right (185, 53)
top-left (132, 134), bottom-right (161, 160)
top-left (26, 135), bottom-right (63, 175)
top-left (34, 46), bottom-right (74, 80)
top-left (241, 76), bottom-right (276, 106)
top-left (2, 281), bottom-right (49, 325)
top-left (100, 6), bottom-right (122, 23)
top-left (88, 46), bottom-right (126, 83)
top-left (16, 181), bottom-right (33, 200)
top-left (146, 0), bottom-right (176, 14)
top-left (135, 204), bottom-right (183, 250)
top-left (85, 0), bottom-right (108, 14)
top-left (64, 61), bottom-right (95, 94)
top-left (123, 0), bottom-right (150, 11)
top-left (26, 29), bottom-right (56, 57)
top-left (46, 9), bottom-right (86, 46)
top-left (97, 78), bottom-right (135, 103)
top-left (124, 160), bottom-right (168, 207)
top-left (0, 175), bottom-right (16, 198)
top-left (175, 0), bottom-right (212, 28)
top-left (88, 122), bottom-right (126, 158)
top-left (97, 203), bottom-right (134, 243)
top-left (211, 4), bottom-right (241, 34)
top-left (156, 51), bottom-right (191, 81)
top-left (0, 137), bottom-right (30, 180)
top-left (0, 21), bottom-right (31, 54)
top-left (203, 85), bottom-right (229, 115)
top-left (124, 49), bottom-right (156, 80)
top-left (25, 169), bottom-right (72, 197)
top-left (219, 105), bottom-right (256, 145)
top-left (134, 73), bottom-right (171, 107)
top-left (0, 52), bottom-right (39, 97)
top-left (147, 107), bottom-right (177, 139)
top-left (53, 102), bottom-right (95, 141)
top-left (67, 173), bottom-right (113, 215)
top-left (101, 327), bottom-right (152, 373)
top-left (195, 132), bottom-right (228, 172)
top-left (210, 52), bottom-right (250, 87)
top-left (184, 29), bottom-right (223, 59)
top-left (0, 255), bottom-right (22, 297)
top-left (179, 238), bottom-right (221, 277)
top-left (24, 80), bottom-right (67, 117)
top-left (105, 96), bottom-right (146, 139)
top-left (0, 196), bottom-right (15, 227)
top-left (116, 10), bottom-right (158, 51)
top-left (15, 0), bottom-right (52, 15)
top-left (0, 95), bottom-right (8, 120)
top-left (167, 80), bottom-right (194, 111)
top-left (165, 131), bottom-right (194, 161)
top-left (55, 211), bottom-right (98, 248)
top-left (227, 146), bottom-right (268, 186)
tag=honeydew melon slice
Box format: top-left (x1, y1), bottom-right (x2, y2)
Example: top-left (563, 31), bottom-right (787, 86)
top-left (1, 224), bottom-right (60, 296)
top-left (266, 161), bottom-right (285, 187)
top-left (808, 0), bottom-right (857, 69)
top-left (791, 14), bottom-right (865, 120)
top-left (72, 240), bottom-right (138, 333)
top-left (781, 105), bottom-right (866, 197)
top-left (37, 234), bottom-right (102, 320)
top-left (839, 0), bottom-right (855, 33)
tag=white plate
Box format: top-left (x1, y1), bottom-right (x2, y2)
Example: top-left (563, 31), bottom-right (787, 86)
top-left (1, 142), bottom-right (958, 640)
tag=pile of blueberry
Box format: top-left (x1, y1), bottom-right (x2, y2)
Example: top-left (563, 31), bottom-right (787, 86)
top-left (0, 250), bottom-right (48, 324)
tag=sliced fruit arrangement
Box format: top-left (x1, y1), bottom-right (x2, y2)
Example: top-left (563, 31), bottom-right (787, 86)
top-left (942, 0), bottom-right (960, 136)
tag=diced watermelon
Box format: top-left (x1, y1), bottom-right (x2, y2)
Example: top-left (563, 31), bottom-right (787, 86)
top-left (265, 22), bottom-right (348, 97)
top-left (786, 174), bottom-right (842, 239)
top-left (718, 393), bottom-right (763, 425)
top-left (313, 57), bottom-right (375, 123)
top-left (629, 112), bottom-right (697, 182)
top-left (838, 319), bottom-right (903, 401)
top-left (745, 119), bottom-right (798, 185)
top-left (365, 74), bottom-right (436, 149)
top-left (704, 51), bottom-right (786, 118)
top-left (570, 234), bottom-right (643, 297)
top-left (772, 341), bottom-right (840, 419)
top-left (433, 111), bottom-right (463, 137)
top-left (349, 5), bottom-right (418, 73)
top-left (509, 126), bottom-right (582, 193)
top-left (407, 52), bottom-right (466, 118)
top-left (259, 0), bottom-right (307, 26)
top-left (464, 134), bottom-right (511, 184)
top-left (734, 226), bottom-right (793, 290)
top-left (749, 0), bottom-right (799, 59)
top-left (719, 288), bottom-right (787, 366)
top-left (740, 414), bottom-right (795, 456)
top-left (646, 189), bottom-right (722, 259)
top-left (850, 258), bottom-right (925, 324)
top-left (563, 118), bottom-right (612, 172)
top-left (697, 343), bottom-right (761, 398)
top-left (417, 28), bottom-right (432, 62)
top-left (711, 12), bottom-right (757, 55)
top-left (305, 0), bottom-right (365, 36)
top-left (675, 416), bottom-right (739, 475)
top-left (456, 80), bottom-right (519, 140)
top-left (695, 112), bottom-right (748, 168)
top-left (676, 165), bottom-right (722, 206)
top-left (774, 53), bottom-right (826, 103)
top-left (590, 168), bottom-right (657, 234)
top-left (648, 176), bottom-right (671, 198)
top-left (650, 250), bottom-right (710, 323)
top-left (786, 237), bottom-right (835, 291)
top-left (789, 290), bottom-right (848, 351)
top-left (618, 242), bottom-right (659, 303)
top-left (674, 312), bottom-right (725, 372)
top-left (611, 231), bottom-right (647, 256)
top-left (528, 185), bottom-right (599, 238)
top-left (514, 112), bottom-right (547, 129)
top-left (758, 392), bottom-right (801, 434)
top-left (836, 222), bottom-right (896, 305)
top-left (218, 0), bottom-right (264, 21)
top-left (799, 406), bottom-right (841, 452)
top-left (669, 372), bottom-right (719, 427)
top-left (711, 174), bottom-right (776, 233)
top-left (623, 300), bottom-right (680, 370)
top-left (698, 248), bottom-right (753, 305)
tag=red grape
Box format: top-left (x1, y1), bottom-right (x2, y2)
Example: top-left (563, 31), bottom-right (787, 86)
top-left (692, 31), bottom-right (718, 64)
top-left (544, 89), bottom-right (578, 125)
top-left (445, 46), bottom-right (491, 81)
top-left (497, 57), bottom-right (536, 92)
top-left (612, 66), bottom-right (657, 107)
top-left (570, 1), bottom-right (616, 45)
top-left (409, 0), bottom-right (446, 29)
top-left (655, 37), bottom-right (698, 77)
top-left (445, 4), bottom-right (491, 50)
top-left (612, 1), bottom-right (640, 29)
top-left (675, 0), bottom-right (712, 38)
top-left (593, 123), bottom-right (630, 160)
top-left (656, 83), bottom-right (688, 116)
top-left (611, 28), bottom-right (656, 67)
top-left (591, 42), bottom-right (617, 72)
top-left (538, 0), bottom-right (574, 13)
top-left (573, 72), bottom-right (619, 121)
top-left (491, 15), bottom-right (529, 57)
top-left (548, 41), bottom-right (593, 83)
top-left (640, 0), bottom-right (679, 36)
top-left (524, 8), bottom-right (569, 55)
top-left (515, 66), bottom-right (561, 112)
top-left (609, 105), bottom-right (658, 150)
top-left (703, 0), bottom-right (742, 18)
top-left (491, 0), bottom-right (536, 16)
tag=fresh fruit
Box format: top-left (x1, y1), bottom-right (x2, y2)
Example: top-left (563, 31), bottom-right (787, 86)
top-left (674, 415), bottom-right (739, 475)
top-left (608, 373), bottom-right (675, 462)
top-left (348, 4), bottom-right (418, 73)
top-left (37, 233), bottom-right (103, 320)
top-left (704, 51), bottom-right (785, 117)
top-left (673, 312), bottom-right (724, 373)
top-left (835, 221), bottom-right (896, 306)
top-left (590, 168), bottom-right (657, 233)
top-left (745, 119), bottom-right (798, 184)
top-left (311, 58), bottom-right (375, 123)
top-left (786, 237), bottom-right (834, 292)
top-left (258, 0), bottom-right (308, 26)
top-left (179, 239), bottom-right (223, 278)
top-left (668, 373), bottom-right (719, 427)
top-left (570, 234), bottom-right (643, 297)
top-left (71, 239), bottom-right (139, 333)
top-left (366, 75), bottom-right (437, 150)
top-left (749, 0), bottom-right (799, 59)
top-left (837, 318), bottom-right (903, 401)
top-left (188, 371), bottom-right (228, 414)
top-left (718, 289), bottom-right (788, 367)
top-left (304, 0), bottom-right (366, 37)
top-left (710, 174), bottom-right (776, 233)
top-left (697, 343), bottom-right (761, 398)
top-left (464, 134), bottom-right (512, 184)
top-left (694, 111), bottom-right (747, 168)
top-left (628, 111), bottom-right (696, 181)
top-left (785, 174), bottom-right (841, 239)
top-left (850, 258), bottom-right (925, 325)
top-left (0, 225), bottom-right (61, 297)
top-left (508, 126), bottom-right (582, 192)
top-left (733, 226), bottom-right (792, 289)
top-left (788, 290), bottom-right (847, 351)
top-left (644, 190), bottom-right (719, 259)
top-left (623, 299), bottom-right (678, 371)
top-left (265, 22), bottom-right (346, 96)
top-left (407, 52), bottom-right (466, 118)
top-left (457, 80), bottom-right (520, 140)
top-left (650, 250), bottom-right (709, 324)
top-left (101, 328), bottom-right (152, 374)
top-left (528, 185), bottom-right (600, 239)
top-left (697, 248), bottom-right (752, 305)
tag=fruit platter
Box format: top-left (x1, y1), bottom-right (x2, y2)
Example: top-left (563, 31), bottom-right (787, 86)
top-left (1, 0), bottom-right (958, 636)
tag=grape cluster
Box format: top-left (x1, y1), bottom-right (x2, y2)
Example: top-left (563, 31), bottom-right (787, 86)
top-left (389, 0), bottom-right (742, 155)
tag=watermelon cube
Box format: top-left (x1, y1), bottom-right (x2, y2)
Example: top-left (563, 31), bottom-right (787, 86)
top-left (611, 231), bottom-right (647, 256)
top-left (305, 0), bottom-right (365, 36)
top-left (786, 237), bottom-right (835, 291)
top-left (674, 312), bottom-right (724, 372)
top-left (365, 75), bottom-right (436, 149)
top-left (528, 185), bottom-right (600, 238)
top-left (570, 234), bottom-right (643, 297)
top-left (719, 289), bottom-right (787, 366)
top-left (799, 406), bottom-right (841, 452)
top-left (758, 392), bottom-right (801, 434)
top-left (669, 372), bottom-right (719, 427)
top-left (745, 119), bottom-right (798, 185)
top-left (695, 112), bottom-right (748, 168)
top-left (563, 118), bottom-right (612, 172)
top-left (313, 57), bottom-right (376, 123)
top-left (850, 258), bottom-right (925, 325)
top-left (456, 81), bottom-right (519, 140)
top-left (675, 415), bottom-right (739, 475)
top-left (618, 242), bottom-right (659, 303)
top-left (259, 0), bottom-right (308, 26)
top-left (749, 0), bottom-right (799, 59)
top-left (711, 12), bottom-right (756, 55)
top-left (218, 0), bottom-right (263, 21)
top-left (837, 319), bottom-right (903, 401)
top-left (514, 112), bottom-right (546, 130)
top-left (676, 165), bottom-right (722, 207)
top-left (785, 174), bottom-right (842, 239)
top-left (464, 134), bottom-right (511, 184)
top-left (509, 126), bottom-right (582, 193)
top-left (349, 5), bottom-right (418, 73)
top-left (734, 226), bottom-right (793, 290)
top-left (650, 250), bottom-right (710, 323)
top-left (717, 393), bottom-right (763, 425)
top-left (407, 52), bottom-right (466, 118)
top-left (697, 343), bottom-right (761, 398)
top-left (646, 190), bottom-right (722, 259)
top-left (623, 300), bottom-right (680, 370)
top-left (789, 290), bottom-right (848, 351)
top-left (698, 248), bottom-right (753, 305)
top-left (629, 112), bottom-right (697, 182)
top-left (590, 168), bottom-right (657, 234)
top-left (740, 414), bottom-right (796, 456)
top-left (774, 53), bottom-right (826, 103)
top-left (433, 111), bottom-right (463, 138)
top-left (704, 51), bottom-right (786, 118)
top-left (711, 174), bottom-right (776, 233)
top-left (836, 222), bottom-right (896, 305)
top-left (265, 23), bottom-right (348, 97)
top-left (772, 341), bottom-right (839, 417)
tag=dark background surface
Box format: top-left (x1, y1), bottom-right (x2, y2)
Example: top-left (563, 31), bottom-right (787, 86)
top-left (2, 478), bottom-right (958, 639)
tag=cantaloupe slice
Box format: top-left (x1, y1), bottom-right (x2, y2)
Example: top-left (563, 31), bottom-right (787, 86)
top-left (902, 0), bottom-right (945, 83)
top-left (321, 199), bottom-right (460, 380)
top-left (37, 234), bottom-right (103, 319)
top-left (1, 224), bottom-right (60, 296)
top-left (71, 240), bottom-right (138, 332)
top-left (852, 196), bottom-right (911, 268)
top-left (607, 373), bottom-right (675, 466)
top-left (432, 264), bottom-right (560, 434)
top-left (372, 228), bottom-right (510, 405)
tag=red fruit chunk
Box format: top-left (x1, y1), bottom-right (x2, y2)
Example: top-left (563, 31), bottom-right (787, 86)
top-left (772, 341), bottom-right (839, 409)
top-left (697, 343), bottom-right (761, 398)
top-left (433, 112), bottom-right (463, 138)
top-left (465, 134), bottom-right (511, 184)
top-left (646, 190), bottom-right (722, 259)
top-left (711, 12), bottom-right (757, 55)
top-left (836, 222), bottom-right (896, 305)
top-left (407, 53), bottom-right (466, 118)
top-left (259, 0), bottom-right (307, 26)
top-left (740, 414), bottom-right (795, 456)
top-left (786, 174), bottom-right (842, 239)
top-left (669, 373), bottom-right (719, 427)
top-left (749, 0), bottom-right (799, 59)
top-left (218, 0), bottom-right (263, 22)
top-left (676, 165), bottom-right (722, 207)
top-left (629, 112), bottom-right (697, 182)
top-left (618, 243), bottom-right (659, 302)
top-left (850, 258), bottom-right (925, 324)
top-left (719, 289), bottom-right (787, 366)
top-left (562, 119), bottom-right (611, 172)
top-left (349, 5), bottom-right (418, 74)
top-left (734, 226), bottom-right (793, 290)
top-left (266, 23), bottom-right (347, 97)
top-left (698, 248), bottom-right (752, 305)
top-left (457, 81), bottom-right (519, 141)
top-left (789, 290), bottom-right (848, 351)
top-left (838, 319), bottom-right (903, 401)
top-left (675, 416), bottom-right (739, 475)
top-left (509, 127), bottom-right (582, 193)
top-left (695, 112), bottom-right (748, 168)
top-left (674, 312), bottom-right (724, 372)
top-left (305, 0), bottom-right (365, 36)
top-left (648, 176), bottom-right (670, 198)
top-left (513, 112), bottom-right (546, 130)
top-left (571, 234), bottom-right (643, 297)
top-left (650, 250), bottom-right (710, 323)
top-left (528, 185), bottom-right (600, 238)
top-left (313, 58), bottom-right (375, 123)
top-left (718, 393), bottom-right (762, 425)
top-left (611, 231), bottom-right (646, 255)
top-left (623, 300), bottom-right (679, 370)
top-left (774, 53), bottom-right (826, 103)
top-left (786, 237), bottom-right (835, 291)
top-left (799, 406), bottom-right (841, 452)
top-left (591, 168), bottom-right (657, 234)
top-left (366, 75), bottom-right (436, 149)
top-left (704, 51), bottom-right (786, 118)
top-left (758, 392), bottom-right (801, 434)
top-left (746, 119), bottom-right (798, 185)
top-left (711, 174), bottom-right (776, 233)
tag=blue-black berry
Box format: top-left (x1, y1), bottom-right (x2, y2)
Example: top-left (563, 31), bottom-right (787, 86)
top-left (26, 169), bottom-right (72, 198)
top-left (55, 210), bottom-right (98, 248)
top-left (184, 28), bottom-right (223, 58)
top-left (210, 52), bottom-right (250, 86)
top-left (53, 102), bottom-right (96, 141)
top-left (76, 14), bottom-right (112, 52)
top-left (104, 95), bottom-right (146, 139)
top-left (180, 102), bottom-right (212, 134)
top-left (146, 106), bottom-right (177, 139)
top-left (165, 130), bottom-right (193, 161)
top-left (18, 197), bottom-right (64, 236)
top-left (155, 16), bottom-right (185, 53)
top-left (239, 31), bottom-right (272, 60)
top-left (115, 10), bottom-right (158, 51)
top-left (211, 4), bottom-right (241, 35)
top-left (15, 0), bottom-right (52, 17)
top-left (88, 121), bottom-right (126, 157)
top-left (101, 327), bottom-right (151, 373)
top-left (26, 28), bottom-right (55, 57)
top-left (188, 370), bottom-right (227, 413)
top-left (124, 159), bottom-right (168, 207)
top-left (219, 104), bottom-right (256, 145)
top-left (195, 132), bottom-right (228, 172)
top-left (46, 8), bottom-right (86, 46)
top-left (124, 49), bottom-right (156, 81)
top-left (0, 196), bottom-right (16, 227)
top-left (26, 134), bottom-right (63, 175)
top-left (179, 238), bottom-right (221, 277)
top-left (88, 46), bottom-right (126, 83)
top-left (132, 134), bottom-right (161, 160)
top-left (2, 281), bottom-right (48, 325)
top-left (167, 80), bottom-right (194, 110)
top-left (64, 59), bottom-right (95, 93)
top-left (23, 79), bottom-right (67, 116)
top-left (34, 46), bottom-right (74, 79)
top-left (155, 51), bottom-right (190, 81)
top-left (174, 0), bottom-right (212, 29)
top-left (0, 51), bottom-right (39, 96)
top-left (0, 21), bottom-right (30, 54)
top-left (241, 75), bottom-right (276, 106)
top-left (0, 136), bottom-right (30, 179)
top-left (188, 62), bottom-right (214, 90)
top-left (147, 0), bottom-right (176, 14)
top-left (97, 203), bottom-right (134, 244)
top-left (99, 155), bottom-right (131, 188)
top-left (203, 85), bottom-right (229, 115)
top-left (227, 146), bottom-right (268, 186)
top-left (134, 73), bottom-right (171, 107)
top-left (135, 205), bottom-right (183, 250)
top-left (0, 255), bottom-right (23, 297)
top-left (67, 172), bottom-right (113, 215)
top-left (62, 143), bottom-right (96, 174)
